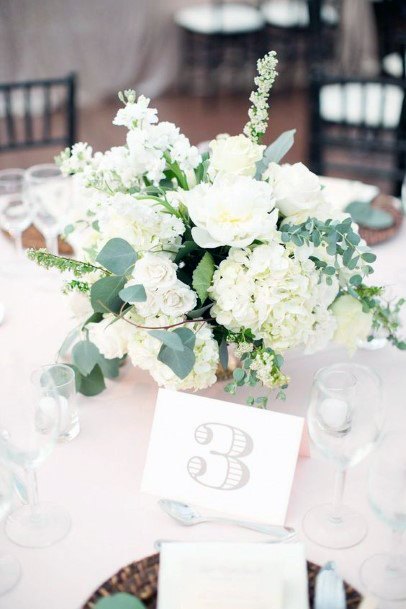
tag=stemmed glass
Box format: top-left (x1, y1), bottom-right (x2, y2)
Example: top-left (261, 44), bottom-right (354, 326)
top-left (24, 164), bottom-right (70, 255)
top-left (303, 363), bottom-right (384, 549)
top-left (360, 432), bottom-right (406, 600)
top-left (0, 464), bottom-right (21, 595)
top-left (0, 362), bottom-right (71, 548)
top-left (0, 169), bottom-right (32, 257)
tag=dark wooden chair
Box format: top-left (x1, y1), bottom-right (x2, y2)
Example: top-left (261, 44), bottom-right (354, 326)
top-left (0, 73), bottom-right (77, 154)
top-left (174, 1), bottom-right (266, 96)
top-left (374, 0), bottom-right (406, 79)
top-left (309, 72), bottom-right (406, 195)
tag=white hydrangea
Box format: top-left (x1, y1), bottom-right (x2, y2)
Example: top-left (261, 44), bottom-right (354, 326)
top-left (96, 193), bottom-right (185, 256)
top-left (88, 315), bottom-right (129, 359)
top-left (210, 243), bottom-right (333, 352)
top-left (128, 323), bottom-right (219, 390)
top-left (184, 175), bottom-right (277, 248)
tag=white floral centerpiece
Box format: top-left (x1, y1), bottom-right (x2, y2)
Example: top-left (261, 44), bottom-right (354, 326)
top-left (29, 52), bottom-right (405, 403)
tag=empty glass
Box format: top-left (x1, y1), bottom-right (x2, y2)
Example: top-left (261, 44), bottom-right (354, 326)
top-left (24, 164), bottom-right (70, 255)
top-left (303, 363), bottom-right (384, 549)
top-left (0, 168), bottom-right (32, 256)
top-left (0, 464), bottom-right (21, 595)
top-left (360, 432), bottom-right (406, 600)
top-left (0, 364), bottom-right (71, 548)
top-left (43, 364), bottom-right (80, 442)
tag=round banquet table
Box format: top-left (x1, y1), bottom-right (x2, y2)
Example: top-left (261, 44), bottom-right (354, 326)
top-left (0, 225), bottom-right (406, 609)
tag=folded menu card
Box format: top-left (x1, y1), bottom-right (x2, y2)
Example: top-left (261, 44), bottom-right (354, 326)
top-left (142, 389), bottom-right (308, 524)
top-left (157, 542), bottom-right (309, 609)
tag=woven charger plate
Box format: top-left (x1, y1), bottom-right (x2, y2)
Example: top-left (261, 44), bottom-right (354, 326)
top-left (82, 552), bottom-right (362, 609)
top-left (358, 194), bottom-right (403, 246)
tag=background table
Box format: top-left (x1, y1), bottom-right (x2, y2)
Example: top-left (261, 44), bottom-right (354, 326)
top-left (0, 224), bottom-right (405, 609)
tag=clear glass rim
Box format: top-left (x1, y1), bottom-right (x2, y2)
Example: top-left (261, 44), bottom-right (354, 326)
top-left (31, 363), bottom-right (75, 390)
top-left (315, 362), bottom-right (382, 394)
top-left (0, 168), bottom-right (25, 182)
top-left (25, 164), bottom-right (63, 181)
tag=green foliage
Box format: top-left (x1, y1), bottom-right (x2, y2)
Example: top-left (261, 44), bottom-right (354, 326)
top-left (119, 284), bottom-right (147, 303)
top-left (27, 249), bottom-right (106, 278)
top-left (255, 129), bottom-right (296, 178)
top-left (345, 201), bottom-right (394, 229)
top-left (149, 330), bottom-right (185, 351)
top-left (72, 340), bottom-right (100, 376)
top-left (152, 327), bottom-right (197, 379)
top-left (94, 593), bottom-right (145, 609)
top-left (90, 276), bottom-right (126, 313)
top-left (96, 238), bottom-right (138, 276)
top-left (78, 364), bottom-right (106, 397)
top-left (356, 285), bottom-right (406, 349)
top-left (192, 252), bottom-right (215, 303)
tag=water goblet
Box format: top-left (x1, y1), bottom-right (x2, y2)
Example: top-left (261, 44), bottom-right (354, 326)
top-left (42, 364), bottom-right (80, 442)
top-left (360, 432), bottom-right (406, 600)
top-left (24, 164), bottom-right (70, 255)
top-left (303, 363), bottom-right (384, 549)
top-left (0, 464), bottom-right (21, 595)
top-left (0, 168), bottom-right (32, 257)
top-left (0, 363), bottom-right (71, 548)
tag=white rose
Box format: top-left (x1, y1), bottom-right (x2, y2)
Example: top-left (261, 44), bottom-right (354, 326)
top-left (131, 253), bottom-right (177, 289)
top-left (208, 134), bottom-right (265, 178)
top-left (159, 281), bottom-right (197, 317)
top-left (184, 175), bottom-right (277, 248)
top-left (264, 162), bottom-right (323, 218)
top-left (331, 294), bottom-right (373, 353)
top-left (88, 315), bottom-right (129, 359)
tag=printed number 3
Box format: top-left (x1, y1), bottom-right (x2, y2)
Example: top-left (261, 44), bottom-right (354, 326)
top-left (187, 422), bottom-right (253, 490)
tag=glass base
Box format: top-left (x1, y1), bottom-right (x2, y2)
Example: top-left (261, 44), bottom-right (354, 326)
top-left (303, 503), bottom-right (368, 549)
top-left (5, 502), bottom-right (71, 548)
top-left (360, 553), bottom-right (406, 600)
top-left (0, 554), bottom-right (21, 596)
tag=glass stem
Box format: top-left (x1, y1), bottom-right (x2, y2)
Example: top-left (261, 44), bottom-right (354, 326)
top-left (386, 529), bottom-right (404, 573)
top-left (25, 468), bottom-right (39, 510)
top-left (45, 233), bottom-right (58, 255)
top-left (11, 231), bottom-right (23, 257)
top-left (331, 468), bottom-right (346, 522)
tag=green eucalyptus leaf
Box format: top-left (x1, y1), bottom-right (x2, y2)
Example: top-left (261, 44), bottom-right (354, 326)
top-left (361, 252), bottom-right (377, 263)
top-left (233, 368), bottom-right (245, 384)
top-left (79, 364), bottom-right (106, 397)
top-left (72, 340), bottom-right (100, 376)
top-left (187, 303), bottom-right (213, 319)
top-left (97, 355), bottom-right (121, 379)
top-left (119, 284), bottom-right (147, 303)
top-left (255, 129), bottom-right (296, 178)
top-left (149, 330), bottom-right (185, 352)
top-left (58, 326), bottom-right (80, 358)
top-left (175, 240), bottom-right (202, 263)
top-left (192, 252), bottom-right (215, 304)
top-left (94, 592), bottom-right (146, 609)
top-left (96, 238), bottom-right (137, 275)
top-left (90, 276), bottom-right (126, 314)
top-left (157, 344), bottom-right (195, 379)
top-left (172, 327), bottom-right (196, 351)
top-left (219, 339), bottom-right (229, 370)
top-left (66, 364), bottom-right (82, 392)
top-left (345, 201), bottom-right (393, 230)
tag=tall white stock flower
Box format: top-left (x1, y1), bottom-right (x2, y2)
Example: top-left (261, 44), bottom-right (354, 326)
top-left (243, 51), bottom-right (278, 142)
top-left (210, 243), bottom-right (331, 352)
top-left (184, 175), bottom-right (277, 248)
top-left (208, 134), bottom-right (265, 178)
top-left (264, 162), bottom-right (324, 218)
top-left (127, 323), bottom-right (219, 390)
top-left (113, 94), bottom-right (158, 129)
top-left (88, 315), bottom-right (129, 359)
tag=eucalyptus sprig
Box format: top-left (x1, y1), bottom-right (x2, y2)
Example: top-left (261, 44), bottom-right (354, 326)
top-left (355, 285), bottom-right (406, 349)
top-left (27, 249), bottom-right (108, 278)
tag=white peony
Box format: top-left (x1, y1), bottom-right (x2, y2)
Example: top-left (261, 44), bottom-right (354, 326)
top-left (128, 323), bottom-right (219, 390)
top-left (184, 175), bottom-right (277, 248)
top-left (88, 315), bottom-right (129, 360)
top-left (264, 162), bottom-right (323, 218)
top-left (209, 243), bottom-right (331, 352)
top-left (208, 134), bottom-right (265, 178)
top-left (131, 253), bottom-right (178, 289)
top-left (331, 294), bottom-right (373, 353)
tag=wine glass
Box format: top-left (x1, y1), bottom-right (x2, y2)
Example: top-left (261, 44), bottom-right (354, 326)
top-left (360, 432), bottom-right (406, 600)
top-left (303, 363), bottom-right (384, 549)
top-left (0, 168), bottom-right (32, 257)
top-left (0, 464), bottom-right (21, 595)
top-left (0, 361), bottom-right (71, 548)
top-left (24, 164), bottom-right (70, 255)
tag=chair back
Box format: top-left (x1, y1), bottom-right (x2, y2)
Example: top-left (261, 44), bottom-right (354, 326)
top-left (309, 72), bottom-right (406, 194)
top-left (0, 73), bottom-right (76, 154)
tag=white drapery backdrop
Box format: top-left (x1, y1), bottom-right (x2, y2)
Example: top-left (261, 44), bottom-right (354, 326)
top-left (0, 0), bottom-right (378, 105)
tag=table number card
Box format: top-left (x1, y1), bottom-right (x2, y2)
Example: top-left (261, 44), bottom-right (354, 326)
top-left (142, 389), bottom-right (308, 524)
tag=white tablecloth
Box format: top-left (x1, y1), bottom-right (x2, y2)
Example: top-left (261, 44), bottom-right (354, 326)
top-left (0, 224), bottom-right (406, 609)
